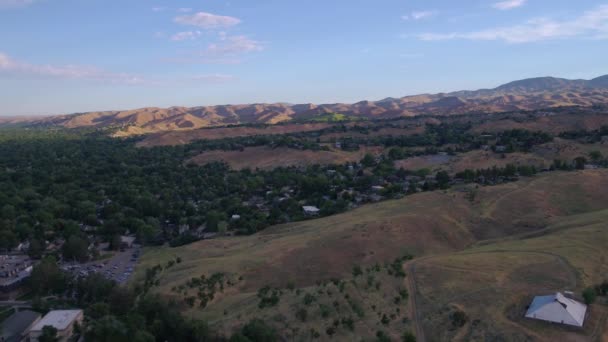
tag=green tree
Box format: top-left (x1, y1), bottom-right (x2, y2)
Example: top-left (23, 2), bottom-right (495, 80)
top-left (38, 325), bottom-right (59, 342)
top-left (589, 151), bottom-right (602, 162)
top-left (62, 235), bottom-right (89, 262)
top-left (574, 156), bottom-right (587, 170)
top-left (85, 315), bottom-right (129, 342)
top-left (402, 331), bottom-right (417, 342)
top-left (240, 319), bottom-right (277, 342)
top-left (583, 287), bottom-right (597, 305)
top-left (361, 153), bottom-right (376, 167)
top-left (29, 256), bottom-right (66, 295)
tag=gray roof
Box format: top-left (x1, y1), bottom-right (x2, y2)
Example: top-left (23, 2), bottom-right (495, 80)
top-left (1, 310), bottom-right (41, 342)
top-left (31, 310), bottom-right (82, 332)
top-left (525, 292), bottom-right (587, 327)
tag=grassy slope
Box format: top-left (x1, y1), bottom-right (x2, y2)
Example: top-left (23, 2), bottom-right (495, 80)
top-left (135, 170), bottom-right (608, 340)
top-left (414, 209), bottom-right (608, 341)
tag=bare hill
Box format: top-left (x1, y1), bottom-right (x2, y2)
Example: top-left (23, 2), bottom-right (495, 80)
top-left (11, 74), bottom-right (608, 135)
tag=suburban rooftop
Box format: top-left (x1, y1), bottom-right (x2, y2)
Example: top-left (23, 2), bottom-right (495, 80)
top-left (30, 310), bottom-right (82, 332)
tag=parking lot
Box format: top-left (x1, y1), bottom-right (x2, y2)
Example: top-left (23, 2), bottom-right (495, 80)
top-left (62, 246), bottom-right (141, 285)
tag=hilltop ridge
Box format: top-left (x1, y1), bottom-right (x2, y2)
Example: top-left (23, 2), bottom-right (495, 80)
top-left (5, 74), bottom-right (608, 135)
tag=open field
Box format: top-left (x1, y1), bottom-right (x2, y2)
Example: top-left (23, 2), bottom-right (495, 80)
top-left (188, 146), bottom-right (385, 170)
top-left (413, 209), bottom-right (608, 341)
top-left (395, 138), bottom-right (608, 174)
top-left (136, 123), bottom-right (335, 147)
top-left (135, 170), bottom-right (608, 340)
top-left (470, 113), bottom-right (608, 134)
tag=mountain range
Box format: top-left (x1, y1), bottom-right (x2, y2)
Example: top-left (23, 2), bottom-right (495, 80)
top-left (7, 74), bottom-right (608, 135)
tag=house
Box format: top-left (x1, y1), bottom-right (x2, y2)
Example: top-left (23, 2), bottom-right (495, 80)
top-left (0, 255), bottom-right (34, 296)
top-left (29, 310), bottom-right (84, 342)
top-left (495, 145), bottom-right (508, 153)
top-left (302, 206), bottom-right (320, 216)
top-left (1, 310), bottom-right (41, 342)
top-left (525, 292), bottom-right (587, 327)
top-left (120, 236), bottom-right (136, 249)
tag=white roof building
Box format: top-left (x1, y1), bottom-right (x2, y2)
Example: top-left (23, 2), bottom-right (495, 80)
top-left (29, 310), bottom-right (84, 341)
top-left (525, 292), bottom-right (587, 327)
top-left (302, 206), bottom-right (320, 215)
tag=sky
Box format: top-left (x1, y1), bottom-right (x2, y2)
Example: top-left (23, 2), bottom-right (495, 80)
top-left (1, 0), bottom-right (607, 116)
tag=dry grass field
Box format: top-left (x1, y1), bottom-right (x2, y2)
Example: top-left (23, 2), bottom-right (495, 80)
top-left (394, 138), bottom-right (608, 175)
top-left (136, 123), bottom-right (335, 147)
top-left (413, 209), bottom-right (608, 341)
top-left (188, 146), bottom-right (385, 170)
top-left (135, 170), bottom-right (608, 341)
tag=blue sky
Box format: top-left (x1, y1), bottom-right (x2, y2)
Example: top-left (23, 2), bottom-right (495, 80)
top-left (1, 0), bottom-right (607, 116)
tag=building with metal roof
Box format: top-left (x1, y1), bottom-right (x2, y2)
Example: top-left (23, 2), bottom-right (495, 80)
top-left (525, 292), bottom-right (587, 327)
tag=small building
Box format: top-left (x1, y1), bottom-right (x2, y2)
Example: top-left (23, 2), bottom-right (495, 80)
top-left (120, 236), bottom-right (136, 249)
top-left (495, 145), bottom-right (508, 153)
top-left (231, 214), bottom-right (241, 220)
top-left (302, 206), bottom-right (320, 216)
top-left (1, 255), bottom-right (34, 297)
top-left (29, 310), bottom-right (84, 342)
top-left (525, 292), bottom-right (587, 327)
top-left (1, 310), bottom-right (41, 342)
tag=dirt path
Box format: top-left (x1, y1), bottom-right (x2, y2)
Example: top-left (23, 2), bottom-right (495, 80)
top-left (405, 261), bottom-right (426, 342)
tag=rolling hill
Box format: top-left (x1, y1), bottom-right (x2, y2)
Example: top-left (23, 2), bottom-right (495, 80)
top-left (134, 169), bottom-right (608, 341)
top-left (6, 74), bottom-right (608, 135)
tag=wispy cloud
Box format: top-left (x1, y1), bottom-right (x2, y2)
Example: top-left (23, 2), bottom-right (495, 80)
top-left (0, 0), bottom-right (34, 9)
top-left (190, 74), bottom-right (236, 83)
top-left (492, 0), bottom-right (526, 10)
top-left (177, 8), bottom-right (192, 13)
top-left (0, 52), bottom-right (237, 85)
top-left (417, 5), bottom-right (608, 43)
top-left (151, 6), bottom-right (166, 12)
top-left (171, 31), bottom-right (202, 41)
top-left (204, 34), bottom-right (264, 56)
top-left (0, 52), bottom-right (147, 84)
top-left (165, 35), bottom-right (264, 64)
top-left (174, 12), bottom-right (241, 29)
top-left (402, 10), bottom-right (437, 21)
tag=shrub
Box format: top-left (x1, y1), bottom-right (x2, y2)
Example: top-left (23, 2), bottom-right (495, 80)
top-left (352, 265), bottom-right (363, 277)
top-left (402, 331), bottom-right (417, 342)
top-left (583, 287), bottom-right (597, 304)
top-left (451, 310), bottom-right (468, 328)
top-left (296, 308), bottom-right (308, 322)
top-left (303, 293), bottom-right (316, 306)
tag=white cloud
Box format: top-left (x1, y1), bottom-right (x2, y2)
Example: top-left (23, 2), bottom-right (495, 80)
top-left (402, 10), bottom-right (437, 21)
top-left (417, 5), bottom-right (608, 43)
top-left (0, 52), bottom-right (237, 85)
top-left (0, 0), bottom-right (34, 9)
top-left (174, 12), bottom-right (241, 29)
top-left (152, 7), bottom-right (166, 12)
top-left (177, 8), bottom-right (192, 13)
top-left (171, 31), bottom-right (202, 41)
top-left (493, 0), bottom-right (526, 10)
top-left (0, 52), bottom-right (146, 84)
top-left (204, 35), bottom-right (264, 56)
